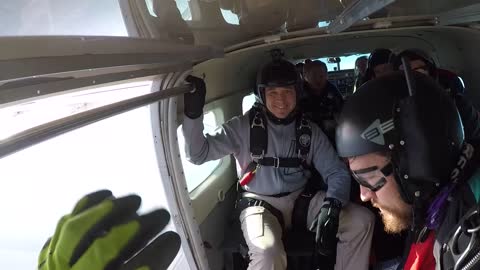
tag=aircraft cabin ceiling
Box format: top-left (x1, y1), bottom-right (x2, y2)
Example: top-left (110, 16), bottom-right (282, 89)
top-left (1, 0), bottom-right (479, 107)
top-left (0, 0), bottom-right (478, 49)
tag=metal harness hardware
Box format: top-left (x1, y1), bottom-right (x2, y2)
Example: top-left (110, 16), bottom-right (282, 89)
top-left (273, 157), bottom-right (280, 168)
top-left (248, 103), bottom-right (312, 171)
top-left (451, 206), bottom-right (480, 270)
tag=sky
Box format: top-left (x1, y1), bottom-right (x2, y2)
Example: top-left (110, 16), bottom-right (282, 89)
top-left (0, 82), bottom-right (188, 269)
top-left (0, 0), bottom-right (127, 36)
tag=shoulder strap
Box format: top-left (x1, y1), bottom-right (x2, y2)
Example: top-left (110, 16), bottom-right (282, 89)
top-left (249, 104), bottom-right (267, 158)
top-left (248, 107), bottom-right (311, 168)
top-left (296, 112), bottom-right (312, 159)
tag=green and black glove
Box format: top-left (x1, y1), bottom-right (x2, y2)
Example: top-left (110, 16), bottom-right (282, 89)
top-left (38, 190), bottom-right (181, 270)
top-left (184, 75), bottom-right (206, 119)
top-left (309, 197), bottom-right (341, 257)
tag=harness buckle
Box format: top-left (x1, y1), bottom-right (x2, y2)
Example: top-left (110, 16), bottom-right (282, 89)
top-left (247, 198), bottom-right (265, 207)
top-left (301, 192), bottom-right (313, 198)
top-left (251, 112), bottom-right (265, 129)
top-left (250, 151), bottom-right (265, 161)
top-left (273, 157), bottom-right (280, 168)
top-left (297, 117), bottom-right (311, 130)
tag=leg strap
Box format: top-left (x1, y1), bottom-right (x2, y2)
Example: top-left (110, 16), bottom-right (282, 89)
top-left (236, 197), bottom-right (285, 230)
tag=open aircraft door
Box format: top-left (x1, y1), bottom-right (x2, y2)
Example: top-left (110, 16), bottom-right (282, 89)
top-left (0, 1), bottom-right (222, 268)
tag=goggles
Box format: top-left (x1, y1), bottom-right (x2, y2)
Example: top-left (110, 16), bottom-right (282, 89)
top-left (351, 162), bottom-right (394, 192)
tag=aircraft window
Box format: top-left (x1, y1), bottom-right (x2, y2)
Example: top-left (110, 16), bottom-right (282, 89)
top-left (0, 1), bottom-right (127, 36)
top-left (0, 84), bottom-right (188, 269)
top-left (221, 9), bottom-right (240, 25)
top-left (177, 111), bottom-right (221, 192)
top-left (176, 0), bottom-right (193, 21)
top-left (146, 0), bottom-right (193, 21)
top-left (242, 92), bottom-right (256, 114)
top-left (317, 21), bottom-right (330, 27)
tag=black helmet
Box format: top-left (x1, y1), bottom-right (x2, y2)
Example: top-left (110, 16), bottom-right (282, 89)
top-left (336, 72), bottom-right (464, 204)
top-left (368, 48), bottom-right (394, 69)
top-left (255, 59), bottom-right (303, 105)
top-left (363, 48), bottom-right (395, 82)
top-left (394, 49), bottom-right (438, 79)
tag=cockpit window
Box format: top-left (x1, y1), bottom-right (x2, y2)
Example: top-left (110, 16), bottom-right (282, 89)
top-left (316, 53), bottom-right (370, 72)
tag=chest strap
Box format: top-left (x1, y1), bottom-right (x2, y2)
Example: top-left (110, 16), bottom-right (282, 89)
top-left (257, 157), bottom-right (305, 168)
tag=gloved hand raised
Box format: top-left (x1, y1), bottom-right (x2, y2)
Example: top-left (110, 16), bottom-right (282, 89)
top-left (309, 197), bottom-right (342, 257)
top-left (38, 190), bottom-right (181, 270)
top-left (184, 75), bottom-right (206, 119)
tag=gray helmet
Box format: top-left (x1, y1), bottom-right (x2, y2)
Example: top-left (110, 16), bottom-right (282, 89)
top-left (336, 72), bottom-right (464, 203)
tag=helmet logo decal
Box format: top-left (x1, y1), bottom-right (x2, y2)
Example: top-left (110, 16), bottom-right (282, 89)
top-left (299, 134), bottom-right (311, 148)
top-left (361, 119), bottom-right (394, 145)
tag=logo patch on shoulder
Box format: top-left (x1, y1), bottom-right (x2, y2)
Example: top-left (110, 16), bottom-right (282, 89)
top-left (361, 119), bottom-right (394, 145)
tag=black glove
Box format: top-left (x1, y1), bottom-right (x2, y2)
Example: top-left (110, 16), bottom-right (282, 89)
top-left (184, 75), bottom-right (206, 119)
top-left (309, 197), bottom-right (342, 257)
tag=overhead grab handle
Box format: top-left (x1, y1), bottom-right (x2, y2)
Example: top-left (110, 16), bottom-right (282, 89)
top-left (0, 84), bottom-right (193, 159)
top-left (327, 0), bottom-right (396, 34)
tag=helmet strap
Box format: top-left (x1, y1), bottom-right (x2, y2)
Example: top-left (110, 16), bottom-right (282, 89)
top-left (411, 191), bottom-right (429, 242)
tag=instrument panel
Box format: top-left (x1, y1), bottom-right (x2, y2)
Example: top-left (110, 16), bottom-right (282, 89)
top-left (328, 69), bottom-right (356, 98)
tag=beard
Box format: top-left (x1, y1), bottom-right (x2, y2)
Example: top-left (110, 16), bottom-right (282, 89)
top-left (373, 201), bottom-right (412, 234)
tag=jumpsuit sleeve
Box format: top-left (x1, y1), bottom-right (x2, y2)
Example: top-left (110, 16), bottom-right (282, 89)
top-left (182, 114), bottom-right (243, 165)
top-left (310, 124), bottom-right (351, 206)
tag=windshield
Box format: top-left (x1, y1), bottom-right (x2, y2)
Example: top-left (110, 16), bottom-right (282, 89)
top-left (0, 0), bottom-right (477, 46)
top-left (317, 53), bottom-right (370, 72)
